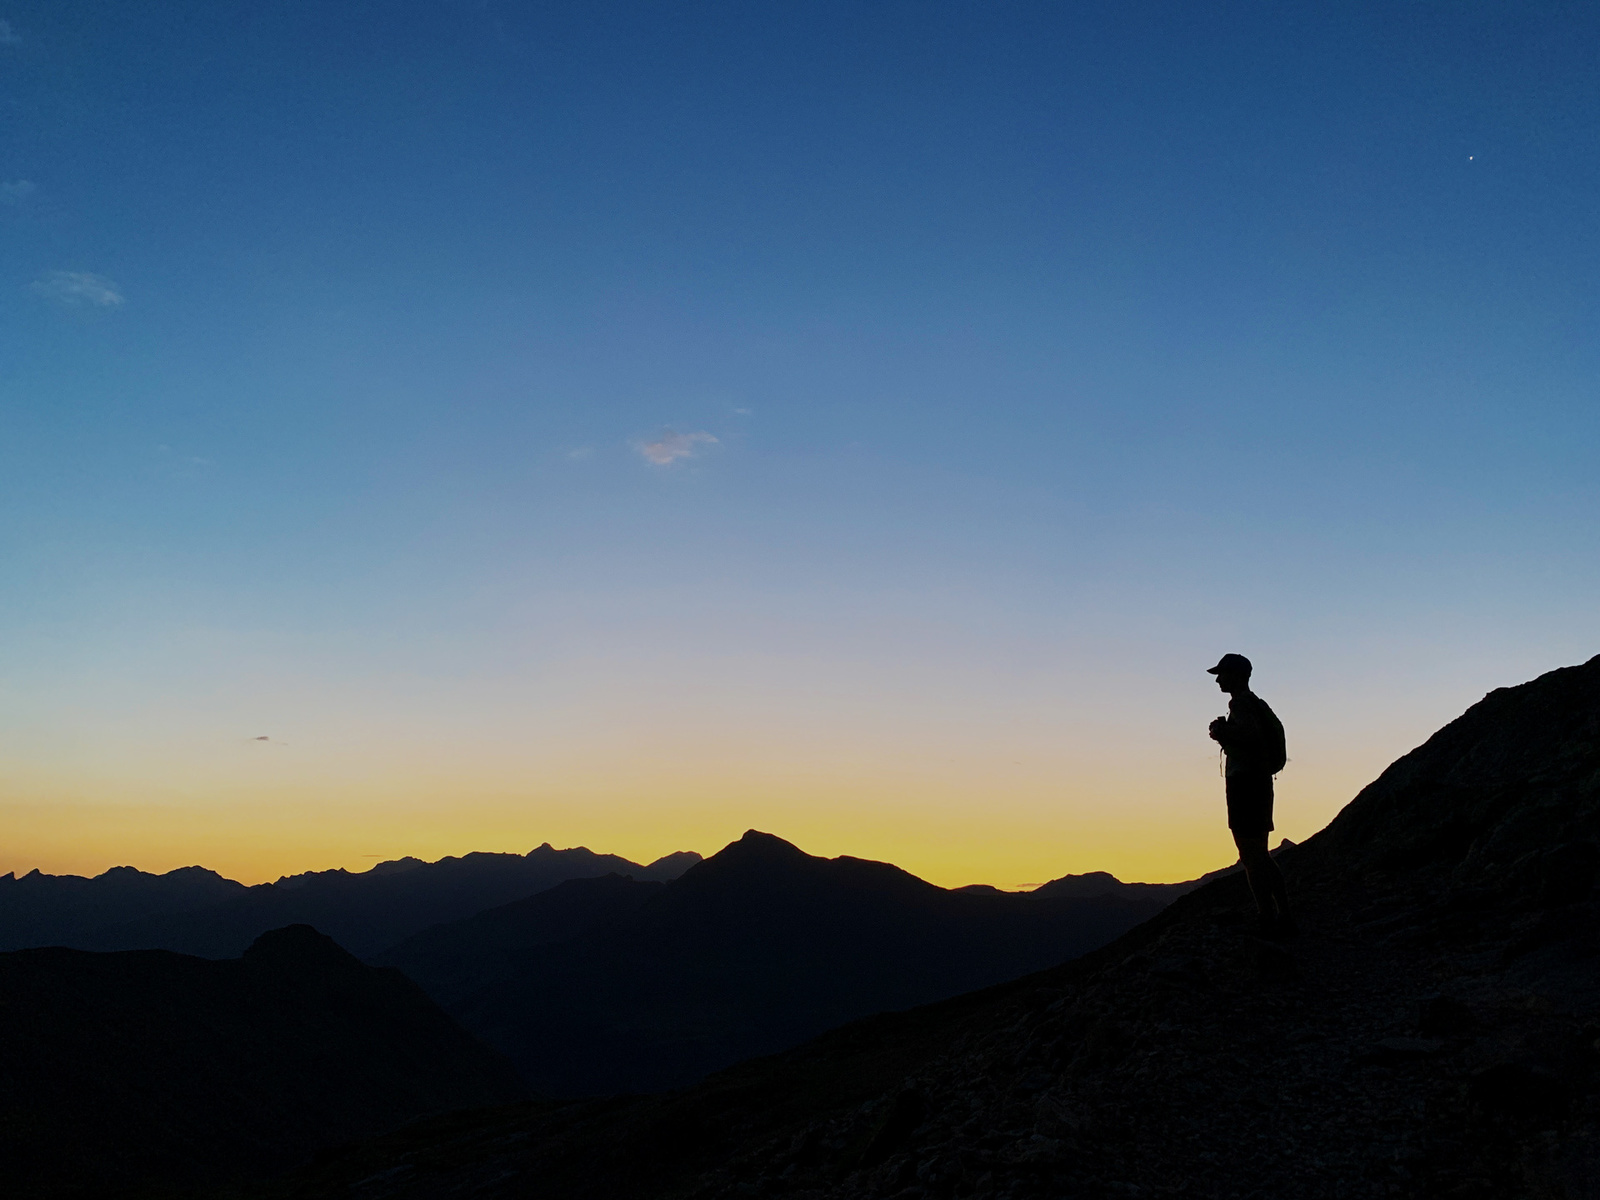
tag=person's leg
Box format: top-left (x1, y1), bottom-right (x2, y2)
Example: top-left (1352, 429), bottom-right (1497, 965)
top-left (1262, 848), bottom-right (1293, 930)
top-left (1232, 830), bottom-right (1274, 923)
top-left (1232, 830), bottom-right (1294, 934)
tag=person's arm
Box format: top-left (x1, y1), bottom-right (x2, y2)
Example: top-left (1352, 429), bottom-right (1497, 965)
top-left (1211, 702), bottom-right (1264, 754)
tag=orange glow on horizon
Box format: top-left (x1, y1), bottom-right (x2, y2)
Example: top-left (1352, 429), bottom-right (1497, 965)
top-left (3, 632), bottom-right (1522, 890)
top-left (1, 755), bottom-right (1349, 889)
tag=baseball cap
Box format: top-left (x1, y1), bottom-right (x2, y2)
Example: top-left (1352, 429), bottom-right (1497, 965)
top-left (1206, 653), bottom-right (1252, 677)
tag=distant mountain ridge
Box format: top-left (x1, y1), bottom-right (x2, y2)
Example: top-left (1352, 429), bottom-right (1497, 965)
top-left (378, 830), bottom-right (1180, 1096)
top-left (0, 844), bottom-right (1217, 963)
top-left (0, 863), bottom-right (248, 952)
top-left (0, 843), bottom-right (701, 959)
top-left (1, 835), bottom-right (1213, 1194)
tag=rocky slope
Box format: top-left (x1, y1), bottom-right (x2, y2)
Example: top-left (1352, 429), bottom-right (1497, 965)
top-left (236, 654), bottom-right (1600, 1200)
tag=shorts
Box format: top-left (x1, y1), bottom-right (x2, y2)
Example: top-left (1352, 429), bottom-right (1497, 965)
top-left (1225, 773), bottom-right (1275, 833)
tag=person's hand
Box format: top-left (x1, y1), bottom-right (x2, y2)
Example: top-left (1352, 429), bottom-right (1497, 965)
top-left (1208, 717), bottom-right (1226, 742)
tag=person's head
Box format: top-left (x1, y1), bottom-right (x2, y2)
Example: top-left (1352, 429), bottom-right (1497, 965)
top-left (1207, 653), bottom-right (1252, 695)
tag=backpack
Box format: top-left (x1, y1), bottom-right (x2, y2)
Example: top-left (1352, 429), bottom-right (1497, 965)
top-left (1254, 694), bottom-right (1288, 775)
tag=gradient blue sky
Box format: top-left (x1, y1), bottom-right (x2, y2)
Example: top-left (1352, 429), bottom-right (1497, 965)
top-left (2, 2), bottom-right (1597, 885)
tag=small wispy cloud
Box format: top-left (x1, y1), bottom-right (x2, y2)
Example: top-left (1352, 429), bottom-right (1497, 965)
top-left (0, 180), bottom-right (35, 205)
top-left (638, 429), bottom-right (718, 465)
top-left (0, 20), bottom-right (19, 45)
top-left (150, 444), bottom-right (213, 480)
top-left (32, 270), bottom-right (124, 307)
top-left (565, 446), bottom-right (594, 461)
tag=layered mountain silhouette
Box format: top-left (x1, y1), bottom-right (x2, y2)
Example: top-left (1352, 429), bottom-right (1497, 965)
top-left (0, 842), bottom-right (700, 958)
top-left (0, 862), bottom-right (247, 951)
top-left (0, 924), bottom-right (524, 1198)
top-left (377, 831), bottom-right (1177, 1095)
top-left (248, 654), bottom-right (1600, 1200)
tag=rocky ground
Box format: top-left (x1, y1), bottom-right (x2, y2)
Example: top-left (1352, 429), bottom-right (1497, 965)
top-left (685, 860), bottom-right (1599, 1200)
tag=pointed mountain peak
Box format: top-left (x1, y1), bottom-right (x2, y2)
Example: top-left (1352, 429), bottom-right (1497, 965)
top-left (674, 832), bottom-right (939, 899)
top-left (725, 830), bottom-right (810, 861)
top-left (677, 831), bottom-right (814, 884)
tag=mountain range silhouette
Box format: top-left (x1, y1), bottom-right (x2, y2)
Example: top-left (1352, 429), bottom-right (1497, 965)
top-left (1, 830), bottom-right (1185, 1193)
top-left (0, 843), bottom-right (701, 958)
top-left (376, 830), bottom-right (1180, 1094)
top-left (227, 653), bottom-right (1600, 1200)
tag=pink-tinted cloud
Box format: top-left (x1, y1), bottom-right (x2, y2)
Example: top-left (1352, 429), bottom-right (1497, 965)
top-left (638, 430), bottom-right (717, 465)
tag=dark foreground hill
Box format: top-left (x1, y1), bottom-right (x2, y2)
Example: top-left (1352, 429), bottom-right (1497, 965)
top-left (0, 925), bottom-right (524, 1199)
top-left (376, 833), bottom-right (1172, 1095)
top-left (0, 843), bottom-right (700, 959)
top-left (237, 654), bottom-right (1600, 1200)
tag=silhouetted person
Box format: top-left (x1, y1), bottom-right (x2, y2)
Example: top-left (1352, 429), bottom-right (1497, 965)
top-left (1206, 653), bottom-right (1295, 937)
